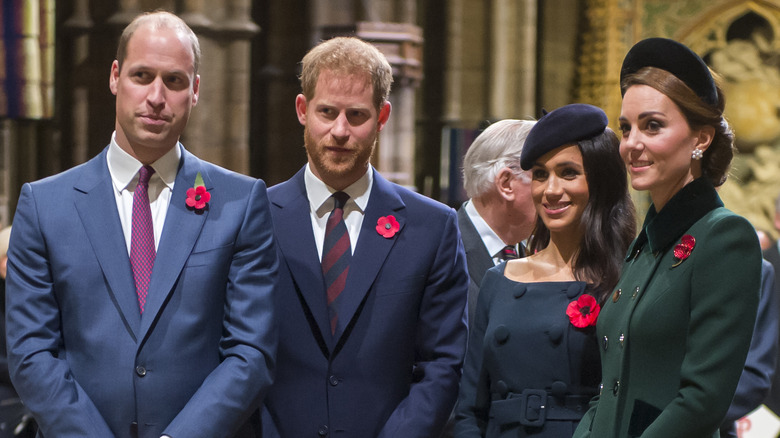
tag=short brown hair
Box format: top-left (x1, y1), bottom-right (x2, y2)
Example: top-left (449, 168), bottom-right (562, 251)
top-left (116, 11), bottom-right (201, 75)
top-left (299, 37), bottom-right (393, 110)
top-left (622, 66), bottom-right (734, 186)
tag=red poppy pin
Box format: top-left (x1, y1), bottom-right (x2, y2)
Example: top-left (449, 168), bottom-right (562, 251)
top-left (566, 294), bottom-right (600, 328)
top-left (186, 172), bottom-right (211, 211)
top-left (672, 234), bottom-right (695, 267)
top-left (376, 215), bottom-right (400, 238)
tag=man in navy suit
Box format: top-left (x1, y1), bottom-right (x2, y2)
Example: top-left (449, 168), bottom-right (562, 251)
top-left (5, 12), bottom-right (277, 438)
top-left (262, 37), bottom-right (469, 437)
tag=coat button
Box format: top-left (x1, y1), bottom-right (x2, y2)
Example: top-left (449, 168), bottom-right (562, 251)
top-left (547, 324), bottom-right (564, 344)
top-left (632, 286), bottom-right (640, 299)
top-left (612, 288), bottom-right (622, 303)
top-left (551, 381), bottom-right (568, 397)
top-left (599, 383), bottom-right (604, 395)
top-left (135, 366), bottom-right (146, 377)
top-left (328, 375), bottom-right (339, 386)
top-left (494, 325), bottom-right (510, 344)
top-left (619, 333), bottom-right (625, 348)
top-left (318, 425), bottom-right (328, 436)
top-left (613, 380), bottom-right (620, 396)
top-left (602, 336), bottom-right (608, 351)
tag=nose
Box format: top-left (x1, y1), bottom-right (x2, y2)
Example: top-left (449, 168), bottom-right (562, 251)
top-left (330, 112), bottom-right (350, 140)
top-left (545, 175), bottom-right (563, 196)
top-left (146, 77), bottom-right (166, 109)
top-left (621, 128), bottom-right (642, 151)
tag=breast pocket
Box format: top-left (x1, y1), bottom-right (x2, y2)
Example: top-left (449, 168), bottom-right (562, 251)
top-left (184, 243), bottom-right (234, 268)
top-left (373, 275), bottom-right (425, 297)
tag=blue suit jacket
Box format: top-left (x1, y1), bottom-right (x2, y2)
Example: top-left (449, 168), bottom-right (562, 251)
top-left (263, 167), bottom-right (469, 438)
top-left (5, 146), bottom-right (278, 438)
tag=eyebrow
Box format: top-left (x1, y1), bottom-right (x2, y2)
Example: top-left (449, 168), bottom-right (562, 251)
top-left (619, 110), bottom-right (664, 123)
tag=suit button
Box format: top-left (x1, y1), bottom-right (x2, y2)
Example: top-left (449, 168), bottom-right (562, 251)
top-left (612, 288), bottom-right (622, 303)
top-left (328, 375), bottom-right (339, 386)
top-left (602, 336), bottom-right (608, 351)
top-left (632, 286), bottom-right (640, 299)
top-left (494, 325), bottom-right (510, 344)
top-left (135, 366), bottom-right (146, 377)
top-left (318, 425), bottom-right (328, 436)
top-left (619, 333), bottom-right (625, 348)
top-left (613, 380), bottom-right (620, 396)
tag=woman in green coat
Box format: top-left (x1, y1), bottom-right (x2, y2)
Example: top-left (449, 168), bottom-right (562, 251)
top-left (573, 38), bottom-right (762, 438)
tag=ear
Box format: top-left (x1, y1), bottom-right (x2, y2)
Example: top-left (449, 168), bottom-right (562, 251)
top-left (775, 211), bottom-right (780, 233)
top-left (295, 94), bottom-right (308, 126)
top-left (694, 125), bottom-right (715, 152)
top-left (191, 75), bottom-right (200, 106)
top-left (376, 101), bottom-right (392, 132)
top-left (495, 167), bottom-right (516, 201)
top-left (109, 60), bottom-right (120, 95)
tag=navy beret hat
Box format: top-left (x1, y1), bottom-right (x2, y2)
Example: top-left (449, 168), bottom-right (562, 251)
top-left (620, 37), bottom-right (717, 107)
top-left (520, 103), bottom-right (608, 170)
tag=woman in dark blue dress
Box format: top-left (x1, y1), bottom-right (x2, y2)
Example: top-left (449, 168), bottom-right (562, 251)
top-left (454, 104), bottom-right (636, 438)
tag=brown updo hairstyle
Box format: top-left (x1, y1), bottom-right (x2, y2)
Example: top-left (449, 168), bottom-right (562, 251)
top-left (621, 66), bottom-right (734, 186)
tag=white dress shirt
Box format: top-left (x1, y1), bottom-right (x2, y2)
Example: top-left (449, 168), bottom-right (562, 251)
top-left (304, 164), bottom-right (373, 261)
top-left (464, 199), bottom-right (520, 264)
top-left (106, 132), bottom-right (180, 255)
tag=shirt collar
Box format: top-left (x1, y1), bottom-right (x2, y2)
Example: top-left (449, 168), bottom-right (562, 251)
top-left (107, 131), bottom-right (181, 192)
top-left (628, 177), bottom-right (723, 259)
top-left (464, 199), bottom-right (508, 258)
top-left (304, 163), bottom-right (373, 217)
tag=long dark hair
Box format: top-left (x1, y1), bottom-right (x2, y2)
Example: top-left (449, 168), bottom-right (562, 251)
top-left (527, 128), bottom-right (636, 301)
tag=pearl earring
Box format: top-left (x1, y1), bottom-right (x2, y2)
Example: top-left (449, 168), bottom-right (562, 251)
top-left (691, 149), bottom-right (703, 160)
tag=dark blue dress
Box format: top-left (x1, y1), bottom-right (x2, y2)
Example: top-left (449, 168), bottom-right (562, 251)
top-left (455, 264), bottom-right (601, 437)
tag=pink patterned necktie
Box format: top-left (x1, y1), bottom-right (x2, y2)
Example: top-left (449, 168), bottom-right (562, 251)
top-left (499, 245), bottom-right (519, 260)
top-left (131, 165), bottom-right (156, 313)
top-left (322, 192), bottom-right (351, 335)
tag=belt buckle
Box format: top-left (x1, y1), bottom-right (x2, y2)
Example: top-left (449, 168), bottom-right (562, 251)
top-left (519, 388), bottom-right (547, 427)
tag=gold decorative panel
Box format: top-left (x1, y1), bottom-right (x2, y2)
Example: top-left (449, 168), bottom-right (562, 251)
top-left (579, 0), bottom-right (780, 237)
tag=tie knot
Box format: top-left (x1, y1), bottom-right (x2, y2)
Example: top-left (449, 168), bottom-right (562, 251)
top-left (138, 165), bottom-right (155, 186)
top-left (499, 245), bottom-right (519, 260)
top-left (332, 191), bottom-right (349, 210)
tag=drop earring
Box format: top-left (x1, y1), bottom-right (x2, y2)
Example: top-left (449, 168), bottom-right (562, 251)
top-left (691, 149), bottom-right (703, 160)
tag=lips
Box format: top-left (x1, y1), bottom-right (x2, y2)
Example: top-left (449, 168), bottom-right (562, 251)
top-left (629, 160), bottom-right (652, 171)
top-left (543, 202), bottom-right (571, 215)
top-left (139, 114), bottom-right (170, 125)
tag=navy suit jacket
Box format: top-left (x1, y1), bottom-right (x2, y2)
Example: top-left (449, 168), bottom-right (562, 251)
top-left (263, 167), bottom-right (469, 438)
top-left (720, 259), bottom-right (778, 437)
top-left (456, 205), bottom-right (494, 327)
top-left (5, 146), bottom-right (278, 438)
top-left (763, 244), bottom-right (780, 414)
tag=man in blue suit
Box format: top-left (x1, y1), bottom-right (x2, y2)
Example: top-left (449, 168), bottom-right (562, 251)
top-left (5, 11), bottom-right (277, 438)
top-left (262, 37), bottom-right (469, 437)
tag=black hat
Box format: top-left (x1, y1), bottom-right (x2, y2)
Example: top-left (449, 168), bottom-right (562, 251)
top-left (620, 37), bottom-right (717, 107)
top-left (520, 103), bottom-right (608, 170)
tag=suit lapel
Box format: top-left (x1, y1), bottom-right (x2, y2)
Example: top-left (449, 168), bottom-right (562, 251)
top-left (271, 170), bottom-right (334, 344)
top-left (139, 148), bottom-right (208, 340)
top-left (457, 206), bottom-right (494, 287)
top-left (332, 170), bottom-right (405, 341)
top-left (73, 149), bottom-right (140, 341)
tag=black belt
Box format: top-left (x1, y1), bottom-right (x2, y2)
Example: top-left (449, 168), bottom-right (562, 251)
top-left (489, 389), bottom-right (591, 427)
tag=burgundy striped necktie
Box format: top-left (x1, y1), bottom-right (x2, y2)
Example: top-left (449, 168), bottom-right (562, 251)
top-left (322, 191), bottom-right (351, 335)
top-left (131, 165), bottom-right (156, 314)
top-left (499, 245), bottom-right (519, 260)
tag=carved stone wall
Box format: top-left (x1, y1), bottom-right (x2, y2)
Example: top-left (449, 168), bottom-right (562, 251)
top-left (578, 0), bottom-right (780, 234)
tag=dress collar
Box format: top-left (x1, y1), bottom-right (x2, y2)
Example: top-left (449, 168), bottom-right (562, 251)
top-left (627, 177), bottom-right (723, 260)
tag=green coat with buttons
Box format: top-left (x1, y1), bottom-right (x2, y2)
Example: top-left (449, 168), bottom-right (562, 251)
top-left (573, 178), bottom-right (761, 438)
